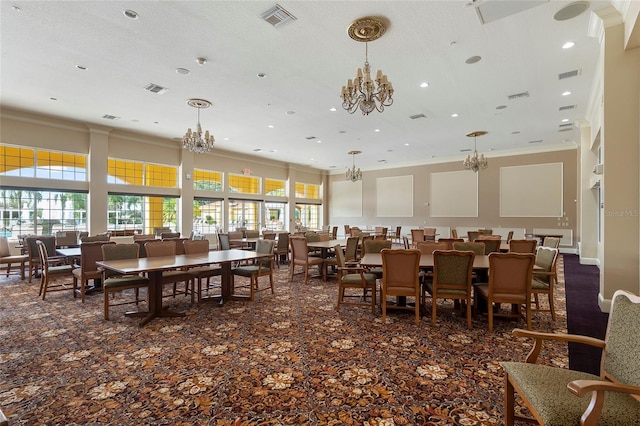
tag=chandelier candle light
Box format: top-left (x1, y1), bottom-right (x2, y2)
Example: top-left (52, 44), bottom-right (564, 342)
top-left (183, 98), bottom-right (215, 154)
top-left (346, 150), bottom-right (363, 182)
top-left (463, 131), bottom-right (489, 172)
top-left (340, 17), bottom-right (393, 115)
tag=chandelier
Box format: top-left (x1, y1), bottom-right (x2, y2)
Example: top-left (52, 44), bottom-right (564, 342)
top-left (463, 131), bottom-right (489, 172)
top-left (340, 17), bottom-right (393, 115)
top-left (182, 98), bottom-right (215, 154)
top-left (346, 150), bottom-right (363, 182)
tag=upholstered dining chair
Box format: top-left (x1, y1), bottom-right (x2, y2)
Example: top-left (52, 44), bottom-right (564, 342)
top-left (344, 225), bottom-right (351, 238)
top-left (227, 231), bottom-right (245, 249)
top-left (25, 235), bottom-right (60, 283)
top-left (36, 239), bottom-right (75, 300)
top-left (0, 236), bottom-right (27, 280)
top-left (451, 229), bottom-right (459, 239)
top-left (542, 236), bottom-right (561, 249)
top-left (289, 236), bottom-right (324, 284)
top-left (362, 238), bottom-right (392, 279)
top-left (331, 226), bottom-right (338, 239)
top-left (334, 244), bottom-right (378, 314)
top-left (217, 233), bottom-right (231, 250)
top-left (474, 252), bottom-right (535, 332)
top-left (402, 235), bottom-right (411, 249)
top-left (101, 243), bottom-right (150, 320)
top-left (476, 236), bottom-right (502, 254)
top-left (55, 230), bottom-right (79, 248)
top-left (415, 241), bottom-right (448, 255)
top-left (509, 239), bottom-right (537, 254)
top-left (262, 232), bottom-right (276, 240)
top-left (232, 239), bottom-right (275, 300)
top-left (437, 238), bottom-right (464, 250)
top-left (133, 234), bottom-right (157, 241)
top-left (531, 246), bottom-right (559, 320)
top-left (506, 230), bottom-right (514, 242)
top-left (467, 231), bottom-right (481, 242)
top-left (80, 234), bottom-right (111, 243)
top-left (453, 241), bottom-right (486, 256)
top-left (424, 227), bottom-right (437, 242)
top-left (424, 250), bottom-right (475, 328)
top-left (410, 229), bottom-right (425, 247)
top-left (183, 239), bottom-right (221, 301)
top-left (501, 290), bottom-right (640, 426)
top-left (380, 248), bottom-right (422, 325)
top-left (274, 232), bottom-right (290, 268)
top-left (160, 231), bottom-right (180, 239)
top-left (71, 241), bottom-right (115, 302)
top-left (145, 240), bottom-right (195, 303)
top-left (345, 236), bottom-right (360, 264)
top-left (359, 235), bottom-right (374, 259)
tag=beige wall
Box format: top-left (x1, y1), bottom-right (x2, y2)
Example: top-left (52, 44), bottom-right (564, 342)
top-left (329, 148), bottom-right (578, 248)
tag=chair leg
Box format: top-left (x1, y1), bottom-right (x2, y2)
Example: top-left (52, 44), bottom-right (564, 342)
top-left (104, 291), bottom-right (110, 320)
top-left (382, 293), bottom-right (387, 324)
top-left (504, 375), bottom-right (515, 426)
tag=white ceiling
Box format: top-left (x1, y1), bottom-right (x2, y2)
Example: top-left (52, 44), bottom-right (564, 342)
top-left (0, 1), bottom-right (610, 172)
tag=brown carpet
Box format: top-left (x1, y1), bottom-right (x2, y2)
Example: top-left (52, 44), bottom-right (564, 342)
top-left (0, 257), bottom-right (566, 425)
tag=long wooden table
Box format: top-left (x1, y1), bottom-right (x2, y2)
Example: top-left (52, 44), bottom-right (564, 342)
top-left (306, 239), bottom-right (348, 258)
top-left (97, 249), bottom-right (269, 326)
top-left (359, 252), bottom-right (490, 270)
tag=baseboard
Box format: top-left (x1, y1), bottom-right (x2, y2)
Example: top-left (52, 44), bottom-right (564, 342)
top-left (598, 293), bottom-right (612, 313)
top-left (579, 257), bottom-right (600, 266)
top-left (559, 248), bottom-right (578, 255)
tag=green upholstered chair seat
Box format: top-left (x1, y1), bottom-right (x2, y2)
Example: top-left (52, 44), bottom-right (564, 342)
top-left (232, 265), bottom-right (261, 276)
top-left (424, 282), bottom-right (468, 296)
top-left (531, 278), bottom-right (550, 290)
top-left (340, 272), bottom-right (377, 285)
top-left (48, 264), bottom-right (74, 275)
top-left (104, 276), bottom-right (150, 289)
top-left (501, 362), bottom-right (640, 425)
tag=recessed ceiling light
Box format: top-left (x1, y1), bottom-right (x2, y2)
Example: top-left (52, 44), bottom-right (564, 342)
top-left (420, 82), bottom-right (429, 88)
top-left (374, 129), bottom-right (381, 132)
top-left (329, 107), bottom-right (337, 112)
top-left (176, 68), bottom-right (190, 75)
top-left (317, 140), bottom-right (322, 144)
top-left (267, 125), bottom-right (274, 128)
top-left (465, 55), bottom-right (482, 64)
top-left (561, 118), bottom-right (569, 122)
top-left (404, 143), bottom-right (409, 146)
top-left (562, 41), bottom-right (576, 49)
top-left (285, 110), bottom-right (295, 115)
top-left (257, 73), bottom-right (267, 78)
top-left (12, 6), bottom-right (21, 12)
top-left (123, 9), bottom-right (139, 19)
top-left (270, 149), bottom-right (277, 153)
top-left (451, 113), bottom-right (459, 118)
top-left (562, 91), bottom-right (572, 96)
top-left (224, 138), bottom-right (229, 141)
top-left (195, 57), bottom-right (207, 66)
top-left (76, 65), bottom-right (87, 70)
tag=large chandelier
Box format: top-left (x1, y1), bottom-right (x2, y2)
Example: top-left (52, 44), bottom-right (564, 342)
top-left (182, 98), bottom-right (215, 154)
top-left (340, 17), bottom-right (393, 115)
top-left (346, 150), bottom-right (363, 182)
top-left (463, 131), bottom-right (489, 172)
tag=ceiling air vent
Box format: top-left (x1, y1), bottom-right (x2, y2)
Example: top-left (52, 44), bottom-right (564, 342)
top-left (260, 4), bottom-right (297, 28)
top-left (558, 127), bottom-right (573, 132)
top-left (102, 114), bottom-right (119, 120)
top-left (144, 83), bottom-right (168, 95)
top-left (460, 148), bottom-right (472, 152)
top-left (559, 123), bottom-right (573, 128)
top-left (559, 69), bottom-right (581, 80)
top-left (508, 91), bottom-right (529, 100)
top-left (305, 136), bottom-right (316, 140)
top-left (409, 113), bottom-right (427, 120)
top-left (559, 104), bottom-right (576, 111)
top-left (528, 139), bottom-right (543, 144)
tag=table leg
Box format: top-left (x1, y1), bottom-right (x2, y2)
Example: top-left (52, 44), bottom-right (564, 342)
top-left (124, 270), bottom-right (185, 326)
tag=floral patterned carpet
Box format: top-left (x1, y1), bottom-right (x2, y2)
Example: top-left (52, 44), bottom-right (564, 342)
top-left (0, 257), bottom-right (566, 425)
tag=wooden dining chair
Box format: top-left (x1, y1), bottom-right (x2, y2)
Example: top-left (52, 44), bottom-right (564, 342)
top-left (0, 236), bottom-right (27, 280)
top-left (410, 229), bottom-right (425, 247)
top-left (101, 244), bottom-right (150, 320)
top-left (183, 239), bottom-right (221, 301)
top-left (36, 239), bottom-right (75, 300)
top-left (381, 248), bottom-right (422, 325)
top-left (509, 239), bottom-right (537, 254)
top-left (362, 239), bottom-right (392, 279)
top-left (232, 239), bottom-right (275, 300)
top-left (467, 231), bottom-right (480, 242)
top-left (437, 238), bottom-right (464, 250)
top-left (531, 246), bottom-right (559, 320)
top-left (71, 241), bottom-right (115, 302)
top-left (424, 250), bottom-right (475, 328)
top-left (335, 244), bottom-right (377, 314)
top-left (474, 252), bottom-right (535, 332)
top-left (289, 236), bottom-right (324, 284)
top-left (144, 241), bottom-right (195, 304)
top-left (274, 232), bottom-right (290, 268)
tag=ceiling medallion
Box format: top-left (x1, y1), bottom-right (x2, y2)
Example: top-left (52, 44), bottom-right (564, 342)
top-left (340, 17), bottom-right (394, 116)
top-left (463, 131), bottom-right (489, 172)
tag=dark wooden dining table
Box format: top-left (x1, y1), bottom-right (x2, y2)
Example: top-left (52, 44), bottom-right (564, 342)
top-left (97, 249), bottom-right (270, 326)
top-left (359, 252), bottom-right (490, 270)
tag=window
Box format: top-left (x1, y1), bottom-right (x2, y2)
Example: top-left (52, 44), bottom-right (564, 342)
top-left (295, 203), bottom-right (320, 231)
top-left (295, 182), bottom-right (320, 199)
top-left (0, 189), bottom-right (87, 237)
top-left (265, 178), bottom-right (286, 196)
top-left (0, 145), bottom-right (87, 181)
top-left (194, 198), bottom-right (223, 233)
top-left (228, 174), bottom-right (260, 194)
top-left (194, 169), bottom-right (223, 191)
top-left (108, 194), bottom-right (178, 234)
top-left (229, 199), bottom-right (260, 231)
top-left (107, 159), bottom-right (177, 188)
top-left (264, 201), bottom-right (287, 231)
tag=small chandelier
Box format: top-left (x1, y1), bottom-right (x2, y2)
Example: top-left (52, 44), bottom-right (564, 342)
top-left (463, 131), bottom-right (489, 172)
top-left (340, 17), bottom-right (393, 115)
top-left (346, 150), bottom-right (363, 182)
top-left (182, 98), bottom-right (215, 154)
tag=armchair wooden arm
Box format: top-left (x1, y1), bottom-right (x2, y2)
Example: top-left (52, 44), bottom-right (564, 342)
top-left (566, 380), bottom-right (640, 426)
top-left (512, 328), bottom-right (606, 363)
